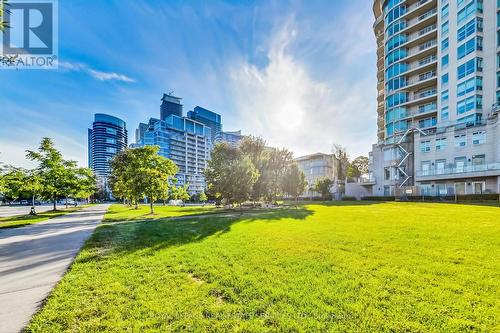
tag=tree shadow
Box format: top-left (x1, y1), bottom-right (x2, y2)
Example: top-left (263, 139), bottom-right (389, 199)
top-left (284, 200), bottom-right (386, 207)
top-left (102, 206), bottom-right (224, 223)
top-left (78, 207), bottom-right (314, 263)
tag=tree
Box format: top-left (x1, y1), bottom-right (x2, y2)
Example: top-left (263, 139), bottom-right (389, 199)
top-left (26, 138), bottom-right (70, 211)
top-left (239, 136), bottom-right (269, 202)
top-left (332, 144), bottom-right (350, 181)
top-left (348, 156), bottom-right (369, 181)
top-left (60, 160), bottom-right (79, 208)
top-left (199, 191), bottom-right (208, 205)
top-left (0, 0), bottom-right (10, 32)
top-left (262, 148), bottom-right (294, 203)
top-left (2, 167), bottom-right (26, 204)
top-left (314, 177), bottom-right (334, 200)
top-left (110, 146), bottom-right (178, 214)
top-left (282, 163), bottom-right (307, 205)
top-left (72, 167), bottom-right (96, 203)
top-left (171, 184), bottom-right (190, 204)
top-left (205, 142), bottom-right (258, 207)
top-left (23, 169), bottom-right (44, 214)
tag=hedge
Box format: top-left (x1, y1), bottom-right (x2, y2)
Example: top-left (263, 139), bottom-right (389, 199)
top-left (361, 196), bottom-right (396, 201)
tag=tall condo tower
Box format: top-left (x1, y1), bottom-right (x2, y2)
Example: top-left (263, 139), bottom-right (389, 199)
top-left (368, 0), bottom-right (500, 196)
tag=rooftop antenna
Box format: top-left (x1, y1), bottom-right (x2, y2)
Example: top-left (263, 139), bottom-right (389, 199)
top-left (168, 90), bottom-right (174, 96)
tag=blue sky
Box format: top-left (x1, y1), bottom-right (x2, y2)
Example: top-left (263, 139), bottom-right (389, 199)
top-left (0, 0), bottom-right (377, 167)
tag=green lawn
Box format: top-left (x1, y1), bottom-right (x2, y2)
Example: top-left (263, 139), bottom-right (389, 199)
top-left (0, 205), bottom-right (89, 229)
top-left (27, 202), bottom-right (499, 332)
top-left (103, 204), bottom-right (219, 222)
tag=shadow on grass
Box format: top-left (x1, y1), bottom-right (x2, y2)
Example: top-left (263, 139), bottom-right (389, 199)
top-left (102, 206), bottom-right (222, 223)
top-left (283, 200), bottom-right (386, 207)
top-left (79, 207), bottom-right (315, 263)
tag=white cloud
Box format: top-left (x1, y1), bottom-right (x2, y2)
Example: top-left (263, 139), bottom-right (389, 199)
top-left (88, 69), bottom-right (135, 82)
top-left (229, 17), bottom-right (376, 158)
top-left (59, 61), bottom-right (135, 83)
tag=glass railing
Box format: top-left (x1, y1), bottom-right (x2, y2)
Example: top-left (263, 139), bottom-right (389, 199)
top-left (417, 163), bottom-right (500, 177)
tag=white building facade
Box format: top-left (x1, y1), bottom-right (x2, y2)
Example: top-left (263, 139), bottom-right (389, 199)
top-left (368, 0), bottom-right (500, 197)
top-left (295, 153), bottom-right (339, 198)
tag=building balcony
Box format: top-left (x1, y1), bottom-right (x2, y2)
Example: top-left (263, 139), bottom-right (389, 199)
top-left (400, 0), bottom-right (436, 22)
top-left (401, 23), bottom-right (437, 49)
top-left (401, 6), bottom-right (437, 35)
top-left (489, 103), bottom-right (500, 118)
top-left (416, 163), bottom-right (500, 181)
top-left (405, 39), bottom-right (437, 63)
top-left (404, 55), bottom-right (437, 77)
top-left (360, 176), bottom-right (377, 186)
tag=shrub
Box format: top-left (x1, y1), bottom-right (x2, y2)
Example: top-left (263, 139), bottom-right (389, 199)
top-left (341, 196), bottom-right (357, 201)
top-left (457, 194), bottom-right (499, 202)
top-left (361, 196), bottom-right (395, 201)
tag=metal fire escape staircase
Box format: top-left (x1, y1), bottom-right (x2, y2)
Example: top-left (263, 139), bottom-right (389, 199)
top-left (395, 127), bottom-right (427, 188)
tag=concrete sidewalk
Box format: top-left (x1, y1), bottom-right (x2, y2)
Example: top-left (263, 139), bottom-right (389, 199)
top-left (0, 204), bottom-right (110, 333)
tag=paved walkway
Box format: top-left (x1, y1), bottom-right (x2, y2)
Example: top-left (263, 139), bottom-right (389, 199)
top-left (0, 205), bottom-right (54, 218)
top-left (0, 204), bottom-right (110, 333)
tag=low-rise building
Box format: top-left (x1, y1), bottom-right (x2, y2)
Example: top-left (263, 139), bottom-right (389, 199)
top-left (295, 153), bottom-right (339, 198)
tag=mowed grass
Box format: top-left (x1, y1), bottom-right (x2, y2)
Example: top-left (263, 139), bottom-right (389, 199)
top-left (27, 202), bottom-right (499, 332)
top-left (0, 206), bottom-right (89, 229)
top-left (103, 204), bottom-right (219, 223)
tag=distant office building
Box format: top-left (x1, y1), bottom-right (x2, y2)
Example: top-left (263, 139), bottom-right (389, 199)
top-left (218, 130), bottom-right (243, 146)
top-left (134, 96), bottom-right (212, 195)
top-left (367, 0), bottom-right (500, 197)
top-left (160, 93), bottom-right (183, 120)
top-left (88, 114), bottom-right (128, 193)
top-left (295, 153), bottom-right (339, 198)
top-left (187, 106), bottom-right (222, 143)
top-left (135, 122), bottom-right (148, 143)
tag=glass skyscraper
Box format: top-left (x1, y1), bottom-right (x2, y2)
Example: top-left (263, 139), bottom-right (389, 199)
top-left (367, 0), bottom-right (500, 196)
top-left (88, 114), bottom-right (128, 193)
top-left (134, 96), bottom-right (212, 195)
top-left (187, 106), bottom-right (222, 143)
top-left (160, 93), bottom-right (183, 120)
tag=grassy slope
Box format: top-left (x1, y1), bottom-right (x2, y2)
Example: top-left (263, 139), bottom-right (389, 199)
top-left (103, 204), bottom-right (218, 222)
top-left (27, 202), bottom-right (499, 332)
top-left (0, 205), bottom-right (89, 229)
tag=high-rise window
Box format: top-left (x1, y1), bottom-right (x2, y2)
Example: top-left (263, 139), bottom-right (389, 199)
top-left (419, 117), bottom-right (437, 128)
top-left (442, 54), bottom-right (449, 68)
top-left (458, 0), bottom-right (483, 26)
top-left (441, 4), bottom-right (449, 20)
top-left (442, 38), bottom-right (449, 51)
top-left (420, 140), bottom-right (431, 152)
top-left (455, 134), bottom-right (467, 147)
top-left (457, 95), bottom-right (482, 114)
top-left (457, 77), bottom-right (482, 96)
top-left (457, 37), bottom-right (481, 60)
top-left (457, 58), bottom-right (478, 79)
top-left (472, 131), bottom-right (486, 144)
top-left (436, 137), bottom-right (447, 150)
top-left (441, 90), bottom-right (449, 102)
top-left (457, 19), bottom-right (478, 42)
top-left (441, 107), bottom-right (449, 120)
top-left (442, 21), bottom-right (449, 35)
top-left (442, 73), bottom-right (449, 85)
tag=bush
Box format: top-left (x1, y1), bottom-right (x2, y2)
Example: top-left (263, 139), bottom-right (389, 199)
top-left (457, 194), bottom-right (499, 202)
top-left (397, 194), bottom-right (499, 203)
top-left (361, 196), bottom-right (395, 201)
top-left (341, 196), bottom-right (357, 201)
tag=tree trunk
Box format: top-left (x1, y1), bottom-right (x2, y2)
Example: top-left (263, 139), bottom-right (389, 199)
top-left (30, 194), bottom-right (37, 215)
top-left (150, 200), bottom-right (154, 214)
top-left (65, 196), bottom-right (68, 209)
top-left (135, 199), bottom-right (138, 209)
top-left (53, 194), bottom-right (57, 211)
